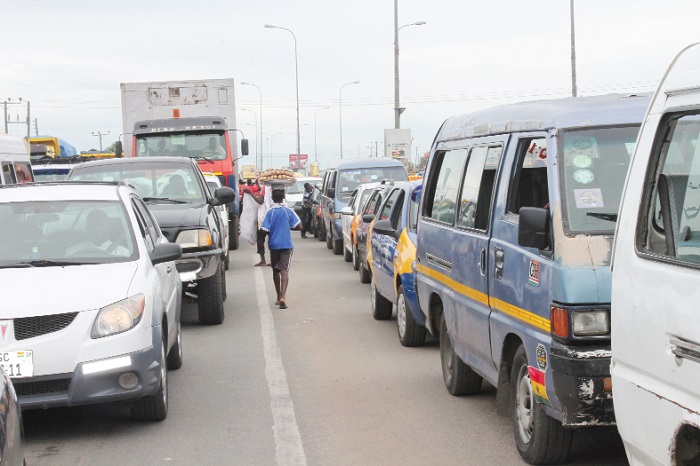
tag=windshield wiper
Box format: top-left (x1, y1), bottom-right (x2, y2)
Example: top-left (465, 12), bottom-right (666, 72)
top-left (142, 197), bottom-right (187, 204)
top-left (192, 156), bottom-right (215, 164)
top-left (27, 260), bottom-right (86, 267)
top-left (585, 212), bottom-right (618, 222)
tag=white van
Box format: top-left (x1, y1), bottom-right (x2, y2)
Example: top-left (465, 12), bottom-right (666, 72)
top-left (611, 42), bottom-right (700, 465)
top-left (0, 134), bottom-right (33, 184)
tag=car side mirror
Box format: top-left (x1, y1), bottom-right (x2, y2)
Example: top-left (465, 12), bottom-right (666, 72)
top-left (373, 219), bottom-right (396, 237)
top-left (151, 242), bottom-right (182, 265)
top-left (212, 186), bottom-right (236, 206)
top-left (241, 139), bottom-right (249, 156)
top-left (518, 207), bottom-right (551, 250)
top-left (115, 141), bottom-right (123, 158)
top-left (362, 213), bottom-right (376, 224)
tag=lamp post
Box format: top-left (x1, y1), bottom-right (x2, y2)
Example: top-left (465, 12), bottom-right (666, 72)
top-left (240, 108), bottom-right (258, 165)
top-left (339, 81), bottom-right (359, 159)
top-left (241, 82), bottom-right (263, 169)
top-left (264, 24), bottom-right (301, 162)
top-left (394, 1), bottom-right (425, 129)
top-left (570, 0), bottom-right (578, 97)
top-left (314, 106), bottom-right (330, 163)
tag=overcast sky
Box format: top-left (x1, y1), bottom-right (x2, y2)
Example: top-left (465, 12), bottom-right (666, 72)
top-left (3, 0), bottom-right (700, 169)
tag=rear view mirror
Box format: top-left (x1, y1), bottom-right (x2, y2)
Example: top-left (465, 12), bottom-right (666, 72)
top-left (212, 186), bottom-right (236, 205)
top-left (362, 213), bottom-right (376, 224)
top-left (115, 141), bottom-right (123, 158)
top-left (373, 219), bottom-right (396, 238)
top-left (151, 242), bottom-right (182, 265)
top-left (518, 207), bottom-right (551, 250)
top-left (241, 139), bottom-right (249, 156)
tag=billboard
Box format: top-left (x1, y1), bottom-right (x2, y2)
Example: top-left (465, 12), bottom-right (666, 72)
top-left (289, 154), bottom-right (309, 170)
top-left (384, 129), bottom-right (411, 159)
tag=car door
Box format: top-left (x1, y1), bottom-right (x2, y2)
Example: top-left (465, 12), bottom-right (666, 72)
top-left (372, 188), bottom-right (403, 296)
top-left (357, 189), bottom-right (383, 264)
top-left (343, 189), bottom-right (359, 246)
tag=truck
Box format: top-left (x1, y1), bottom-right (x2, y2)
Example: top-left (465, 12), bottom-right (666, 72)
top-left (119, 79), bottom-right (249, 249)
top-left (27, 136), bottom-right (78, 161)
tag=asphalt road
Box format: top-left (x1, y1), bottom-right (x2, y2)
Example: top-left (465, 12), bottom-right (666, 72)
top-left (22, 235), bottom-right (630, 465)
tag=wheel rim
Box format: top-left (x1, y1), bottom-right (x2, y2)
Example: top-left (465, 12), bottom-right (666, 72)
top-left (515, 365), bottom-right (534, 443)
top-left (397, 292), bottom-right (407, 338)
top-left (160, 340), bottom-right (168, 406)
top-left (370, 278), bottom-right (376, 310)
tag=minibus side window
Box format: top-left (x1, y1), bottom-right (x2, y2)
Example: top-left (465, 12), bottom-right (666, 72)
top-left (15, 162), bottom-right (32, 183)
top-left (457, 145), bottom-right (502, 230)
top-left (1, 162), bottom-right (17, 185)
top-left (643, 113), bottom-right (700, 264)
top-left (507, 138), bottom-right (549, 214)
top-left (423, 149), bottom-right (467, 225)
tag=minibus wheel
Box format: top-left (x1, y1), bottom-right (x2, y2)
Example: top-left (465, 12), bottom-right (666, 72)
top-left (439, 314), bottom-right (482, 396)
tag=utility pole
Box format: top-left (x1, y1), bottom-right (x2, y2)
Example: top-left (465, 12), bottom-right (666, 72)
top-left (26, 101), bottom-right (30, 138)
top-left (570, 0), bottom-right (578, 97)
top-left (34, 118), bottom-right (39, 136)
top-left (3, 98), bottom-right (26, 135)
top-left (92, 131), bottom-right (110, 151)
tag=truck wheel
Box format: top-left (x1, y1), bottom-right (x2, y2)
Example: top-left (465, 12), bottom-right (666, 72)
top-left (397, 285), bottom-right (426, 347)
top-left (326, 227), bottom-right (333, 249)
top-left (229, 217), bottom-right (239, 250)
top-left (343, 241), bottom-right (352, 262)
top-left (359, 258), bottom-right (370, 284)
top-left (166, 321), bottom-right (183, 370)
top-left (371, 277), bottom-right (393, 320)
top-left (510, 345), bottom-right (573, 464)
top-left (198, 263), bottom-right (225, 325)
top-left (352, 244), bottom-right (360, 271)
top-left (333, 237), bottom-right (343, 255)
top-left (440, 313), bottom-right (482, 396)
top-left (132, 336), bottom-right (168, 421)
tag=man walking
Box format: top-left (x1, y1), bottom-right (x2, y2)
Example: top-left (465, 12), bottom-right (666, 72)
top-left (260, 189), bottom-right (301, 309)
top-left (300, 182), bottom-right (314, 238)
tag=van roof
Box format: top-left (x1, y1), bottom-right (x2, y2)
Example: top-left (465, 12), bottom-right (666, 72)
top-left (647, 42), bottom-right (700, 116)
top-left (436, 93), bottom-right (652, 143)
top-left (0, 134), bottom-right (30, 162)
top-left (331, 157), bottom-right (407, 170)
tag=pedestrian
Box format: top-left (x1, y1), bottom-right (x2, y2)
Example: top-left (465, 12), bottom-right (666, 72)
top-left (260, 189), bottom-right (301, 309)
top-left (300, 182), bottom-right (314, 238)
top-left (243, 184), bottom-right (273, 266)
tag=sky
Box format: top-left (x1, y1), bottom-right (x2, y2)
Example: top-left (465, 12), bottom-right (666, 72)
top-left (3, 0), bottom-right (700, 170)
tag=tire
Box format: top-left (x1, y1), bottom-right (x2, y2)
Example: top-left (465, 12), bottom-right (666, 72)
top-left (222, 264), bottom-right (227, 302)
top-left (343, 241), bottom-right (352, 262)
top-left (132, 335), bottom-right (168, 421)
top-left (224, 250), bottom-right (230, 271)
top-left (510, 345), bottom-right (573, 464)
top-left (371, 277), bottom-right (393, 320)
top-left (359, 257), bottom-right (370, 284)
top-left (440, 313), bottom-right (482, 396)
top-left (313, 221), bottom-right (319, 238)
top-left (352, 244), bottom-right (360, 271)
top-left (397, 285), bottom-right (426, 347)
top-left (333, 238), bottom-right (343, 255)
top-left (197, 263), bottom-right (225, 325)
top-left (229, 216), bottom-right (239, 250)
top-left (326, 226), bottom-right (333, 249)
top-left (319, 224), bottom-right (327, 242)
top-left (166, 321), bottom-right (183, 370)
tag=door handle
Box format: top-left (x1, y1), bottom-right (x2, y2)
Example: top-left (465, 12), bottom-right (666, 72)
top-left (480, 249), bottom-right (487, 276)
top-left (494, 248), bottom-right (505, 279)
top-left (166, 266), bottom-right (172, 273)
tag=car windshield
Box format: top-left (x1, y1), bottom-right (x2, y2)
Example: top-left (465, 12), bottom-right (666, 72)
top-left (287, 180), bottom-right (306, 195)
top-left (337, 167), bottom-right (408, 200)
top-left (135, 131), bottom-right (227, 161)
top-left (69, 162), bottom-right (205, 203)
top-left (0, 200), bottom-right (136, 266)
top-left (559, 125), bottom-right (640, 233)
top-left (32, 167), bottom-right (73, 182)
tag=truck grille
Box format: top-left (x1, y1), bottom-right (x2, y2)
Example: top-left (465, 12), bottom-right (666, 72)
top-left (14, 378), bottom-right (71, 397)
top-left (14, 312), bottom-right (78, 341)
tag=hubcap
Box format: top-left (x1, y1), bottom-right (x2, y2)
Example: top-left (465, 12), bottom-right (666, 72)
top-left (397, 293), bottom-right (407, 338)
top-left (515, 367), bottom-right (533, 443)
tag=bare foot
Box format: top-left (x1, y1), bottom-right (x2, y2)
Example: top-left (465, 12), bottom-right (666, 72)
top-left (254, 261), bottom-right (267, 267)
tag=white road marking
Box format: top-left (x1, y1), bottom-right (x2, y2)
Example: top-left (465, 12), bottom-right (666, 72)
top-left (254, 264), bottom-right (307, 466)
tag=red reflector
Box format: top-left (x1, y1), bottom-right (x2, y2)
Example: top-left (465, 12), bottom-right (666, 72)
top-left (551, 307), bottom-right (569, 338)
top-left (173, 109), bottom-right (180, 118)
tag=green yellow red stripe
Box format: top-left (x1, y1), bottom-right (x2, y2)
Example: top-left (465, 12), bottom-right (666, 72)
top-left (528, 366), bottom-right (550, 404)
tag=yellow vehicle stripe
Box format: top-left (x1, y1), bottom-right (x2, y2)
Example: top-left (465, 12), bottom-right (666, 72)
top-left (417, 264), bottom-right (550, 332)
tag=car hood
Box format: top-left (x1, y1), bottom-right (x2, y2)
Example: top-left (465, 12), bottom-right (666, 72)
top-left (0, 263), bottom-right (138, 318)
top-left (147, 203), bottom-right (206, 228)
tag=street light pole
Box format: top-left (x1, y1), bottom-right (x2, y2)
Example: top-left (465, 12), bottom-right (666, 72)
top-left (314, 106), bottom-right (330, 163)
top-left (339, 81), bottom-right (359, 159)
top-left (264, 24), bottom-right (301, 161)
top-left (240, 108), bottom-right (258, 165)
top-left (570, 0), bottom-right (578, 97)
top-left (241, 82), bottom-right (263, 169)
top-left (393, 0), bottom-right (426, 129)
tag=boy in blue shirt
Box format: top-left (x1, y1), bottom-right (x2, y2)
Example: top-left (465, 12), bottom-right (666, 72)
top-left (260, 189), bottom-right (301, 309)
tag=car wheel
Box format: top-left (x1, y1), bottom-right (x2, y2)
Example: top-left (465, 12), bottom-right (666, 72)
top-left (166, 321), bottom-right (183, 370)
top-left (371, 276), bottom-right (392, 320)
top-left (326, 227), bottom-right (333, 249)
top-left (359, 258), bottom-right (370, 284)
top-left (224, 250), bottom-right (230, 271)
top-left (132, 334), bottom-right (168, 421)
top-left (222, 264), bottom-right (227, 302)
top-left (198, 263), bottom-right (225, 325)
top-left (440, 313), bottom-right (482, 396)
top-left (313, 221), bottom-right (319, 238)
top-left (229, 216), bottom-right (239, 250)
top-left (397, 285), bottom-right (426, 347)
top-left (319, 224), bottom-right (327, 242)
top-left (352, 244), bottom-right (360, 271)
top-left (343, 241), bottom-right (352, 262)
top-left (333, 237), bottom-right (343, 255)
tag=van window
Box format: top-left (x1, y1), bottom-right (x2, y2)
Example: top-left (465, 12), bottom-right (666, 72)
top-left (508, 138), bottom-right (549, 214)
top-left (15, 162), bottom-right (33, 183)
top-left (560, 125), bottom-right (640, 234)
top-left (2, 162), bottom-right (17, 185)
top-left (641, 113), bottom-right (700, 264)
top-left (336, 167), bottom-right (407, 200)
top-left (457, 145), bottom-right (502, 230)
top-left (424, 149), bottom-right (467, 225)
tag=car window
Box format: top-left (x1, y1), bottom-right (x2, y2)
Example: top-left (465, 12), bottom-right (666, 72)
top-left (132, 198), bottom-right (160, 251)
top-left (337, 167), bottom-right (408, 200)
top-left (456, 145), bottom-right (501, 231)
top-left (1, 162), bottom-right (17, 185)
top-left (640, 112), bottom-right (700, 264)
top-left (357, 189), bottom-right (374, 214)
top-left (508, 138), bottom-right (549, 216)
top-left (378, 189), bottom-right (401, 222)
top-left (408, 185), bottom-right (422, 232)
top-left (363, 191), bottom-right (383, 216)
top-left (423, 149), bottom-right (467, 225)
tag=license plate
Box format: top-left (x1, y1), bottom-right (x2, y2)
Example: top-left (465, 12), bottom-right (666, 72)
top-left (0, 351), bottom-right (33, 378)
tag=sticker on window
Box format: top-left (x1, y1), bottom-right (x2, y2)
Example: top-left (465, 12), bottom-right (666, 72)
top-left (574, 188), bottom-right (604, 208)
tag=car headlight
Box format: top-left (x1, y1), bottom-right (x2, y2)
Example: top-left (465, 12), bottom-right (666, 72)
top-left (176, 229), bottom-right (213, 249)
top-left (572, 309), bottom-right (609, 336)
top-left (91, 295), bottom-right (145, 338)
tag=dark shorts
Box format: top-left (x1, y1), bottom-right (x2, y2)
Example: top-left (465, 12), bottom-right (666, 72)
top-left (257, 229), bottom-right (266, 255)
top-left (270, 249), bottom-right (293, 272)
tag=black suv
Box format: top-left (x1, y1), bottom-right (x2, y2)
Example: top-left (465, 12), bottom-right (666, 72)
top-left (68, 157), bottom-right (234, 324)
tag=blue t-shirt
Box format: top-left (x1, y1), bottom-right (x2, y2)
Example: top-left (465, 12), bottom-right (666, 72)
top-left (261, 204), bottom-right (301, 250)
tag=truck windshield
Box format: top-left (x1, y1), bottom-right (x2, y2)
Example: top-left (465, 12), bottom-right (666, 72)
top-left (559, 125), bottom-right (640, 234)
top-left (136, 132), bottom-right (227, 161)
top-left (337, 167), bottom-right (408, 201)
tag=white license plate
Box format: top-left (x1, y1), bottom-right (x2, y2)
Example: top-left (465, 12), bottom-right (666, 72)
top-left (0, 351), bottom-right (33, 378)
